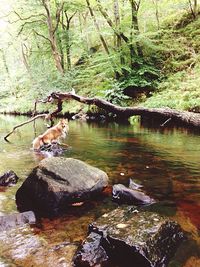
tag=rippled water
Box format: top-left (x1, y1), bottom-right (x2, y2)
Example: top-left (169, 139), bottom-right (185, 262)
top-left (0, 115), bottom-right (199, 266)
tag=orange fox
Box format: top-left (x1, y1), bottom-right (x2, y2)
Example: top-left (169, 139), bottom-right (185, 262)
top-left (32, 119), bottom-right (69, 150)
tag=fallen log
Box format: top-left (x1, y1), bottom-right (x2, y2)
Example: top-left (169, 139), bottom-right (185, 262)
top-left (46, 91), bottom-right (200, 128)
top-left (3, 90), bottom-right (200, 142)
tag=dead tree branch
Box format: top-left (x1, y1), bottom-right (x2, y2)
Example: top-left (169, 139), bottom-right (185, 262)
top-left (4, 90), bottom-right (200, 142)
top-left (4, 114), bottom-right (46, 142)
top-left (4, 96), bottom-right (63, 142)
top-left (47, 91), bottom-right (200, 128)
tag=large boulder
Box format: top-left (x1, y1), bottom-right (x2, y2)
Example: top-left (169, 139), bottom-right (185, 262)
top-left (80, 206), bottom-right (186, 267)
top-left (16, 157), bottom-right (108, 217)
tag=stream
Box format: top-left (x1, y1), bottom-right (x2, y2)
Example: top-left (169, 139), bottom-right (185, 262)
top-left (0, 115), bottom-right (199, 267)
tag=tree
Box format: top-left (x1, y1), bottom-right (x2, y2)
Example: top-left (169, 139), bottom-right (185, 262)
top-left (86, 0), bottom-right (110, 55)
top-left (40, 0), bottom-right (64, 74)
top-left (188, 0), bottom-right (198, 18)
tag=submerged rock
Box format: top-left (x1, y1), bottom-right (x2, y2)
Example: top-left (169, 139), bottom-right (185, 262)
top-left (0, 170), bottom-right (19, 186)
top-left (0, 211), bottom-right (36, 231)
top-left (88, 206), bottom-right (186, 267)
top-left (16, 157), bottom-right (108, 217)
top-left (73, 232), bottom-right (109, 267)
top-left (38, 143), bottom-right (64, 157)
top-left (0, 224), bottom-right (78, 267)
top-left (129, 178), bottom-right (143, 190)
top-left (112, 184), bottom-right (155, 205)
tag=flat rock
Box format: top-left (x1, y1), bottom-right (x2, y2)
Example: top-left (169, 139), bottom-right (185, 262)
top-left (0, 211), bottom-right (36, 231)
top-left (112, 184), bottom-right (155, 205)
top-left (89, 206), bottom-right (186, 267)
top-left (16, 157), bottom-right (108, 217)
top-left (0, 225), bottom-right (78, 267)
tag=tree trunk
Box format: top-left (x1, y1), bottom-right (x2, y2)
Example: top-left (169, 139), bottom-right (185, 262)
top-left (113, 0), bottom-right (125, 66)
top-left (86, 0), bottom-right (110, 55)
top-left (62, 11), bottom-right (76, 71)
top-left (188, 0), bottom-right (198, 18)
top-left (42, 0), bottom-right (64, 74)
top-left (0, 49), bottom-right (11, 79)
top-left (45, 91), bottom-right (200, 128)
top-left (152, 0), bottom-right (160, 30)
top-left (129, 0), bottom-right (143, 60)
top-left (21, 43), bottom-right (31, 73)
top-left (82, 11), bottom-right (91, 51)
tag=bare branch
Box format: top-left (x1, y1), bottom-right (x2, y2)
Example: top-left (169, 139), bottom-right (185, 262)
top-left (53, 0), bottom-right (64, 34)
top-left (17, 20), bottom-right (45, 36)
top-left (4, 95), bottom-right (64, 141)
top-left (135, 0), bottom-right (141, 11)
top-left (188, 0), bottom-right (196, 18)
top-left (33, 30), bottom-right (52, 43)
top-left (45, 91), bottom-right (200, 128)
top-left (96, 0), bottom-right (129, 43)
top-left (68, 11), bottom-right (77, 24)
top-left (4, 114), bottom-right (47, 142)
top-left (11, 10), bottom-right (46, 24)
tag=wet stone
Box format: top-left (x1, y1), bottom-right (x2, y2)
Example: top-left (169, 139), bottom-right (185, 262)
top-left (89, 206), bottom-right (186, 267)
top-left (39, 143), bottom-right (64, 156)
top-left (0, 211), bottom-right (36, 231)
top-left (16, 157), bottom-right (109, 217)
top-left (0, 225), bottom-right (78, 267)
top-left (112, 184), bottom-right (155, 205)
top-left (0, 170), bottom-right (19, 186)
top-left (73, 232), bottom-right (109, 267)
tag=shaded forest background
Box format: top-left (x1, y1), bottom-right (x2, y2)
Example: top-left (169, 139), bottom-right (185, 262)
top-left (0, 0), bottom-right (199, 115)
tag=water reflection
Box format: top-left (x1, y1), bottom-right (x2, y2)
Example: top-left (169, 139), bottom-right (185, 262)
top-left (0, 115), bottom-right (199, 266)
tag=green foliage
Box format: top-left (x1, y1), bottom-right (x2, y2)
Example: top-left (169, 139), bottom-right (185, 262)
top-left (142, 64), bottom-right (200, 112)
top-left (104, 80), bottom-right (130, 106)
top-left (0, 0), bottom-right (199, 114)
top-left (120, 61), bottom-right (160, 91)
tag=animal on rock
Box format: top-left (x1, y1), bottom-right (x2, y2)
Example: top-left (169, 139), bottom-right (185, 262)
top-left (32, 119), bottom-right (69, 150)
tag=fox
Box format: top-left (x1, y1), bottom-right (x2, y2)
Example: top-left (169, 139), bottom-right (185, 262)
top-left (32, 119), bottom-right (69, 150)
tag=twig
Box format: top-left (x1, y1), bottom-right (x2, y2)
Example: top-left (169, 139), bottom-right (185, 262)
top-left (160, 117), bottom-right (172, 127)
top-left (4, 114), bottom-right (46, 142)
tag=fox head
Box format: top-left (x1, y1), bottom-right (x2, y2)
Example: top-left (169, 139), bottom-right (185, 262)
top-left (59, 119), bottom-right (69, 133)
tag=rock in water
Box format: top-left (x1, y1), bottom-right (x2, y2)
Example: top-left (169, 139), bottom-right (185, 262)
top-left (88, 207), bottom-right (186, 267)
top-left (129, 178), bottom-right (143, 190)
top-left (16, 157), bottom-right (108, 217)
top-left (73, 232), bottom-right (109, 267)
top-left (112, 184), bottom-right (155, 205)
top-left (0, 211), bottom-right (36, 231)
top-left (39, 143), bottom-right (64, 157)
top-left (0, 170), bottom-right (19, 186)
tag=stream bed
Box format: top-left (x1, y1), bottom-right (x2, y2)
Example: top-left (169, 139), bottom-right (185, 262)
top-left (0, 115), bottom-right (199, 267)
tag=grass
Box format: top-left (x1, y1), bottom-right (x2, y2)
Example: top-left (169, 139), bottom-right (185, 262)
top-left (141, 14), bottom-right (200, 112)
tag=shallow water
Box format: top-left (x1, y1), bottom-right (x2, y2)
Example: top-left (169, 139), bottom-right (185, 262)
top-left (0, 115), bottom-right (199, 266)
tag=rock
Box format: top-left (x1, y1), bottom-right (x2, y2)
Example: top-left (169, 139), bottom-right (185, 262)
top-left (0, 224), bottom-right (78, 267)
top-left (129, 178), bottom-right (143, 190)
top-left (16, 157), bottom-right (108, 217)
top-left (88, 206), bottom-right (186, 267)
top-left (0, 170), bottom-right (19, 186)
top-left (73, 232), bottom-right (109, 267)
top-left (0, 211), bottom-right (36, 231)
top-left (112, 184), bottom-right (155, 205)
top-left (39, 143), bottom-right (64, 156)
